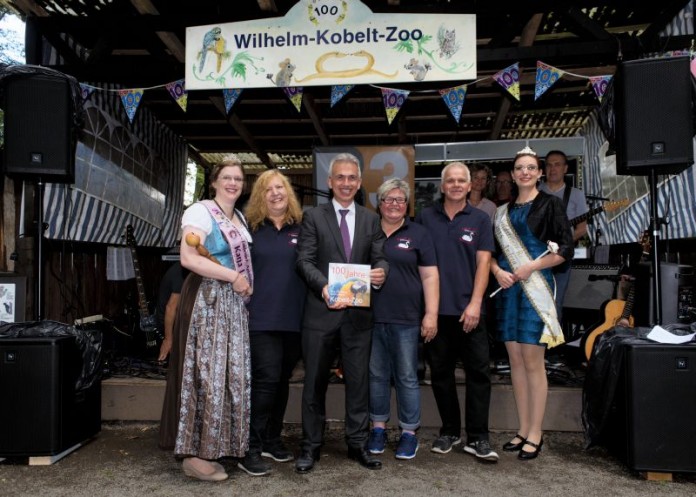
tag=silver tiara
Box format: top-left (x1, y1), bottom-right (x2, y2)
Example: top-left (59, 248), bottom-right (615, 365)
top-left (516, 145), bottom-right (537, 156)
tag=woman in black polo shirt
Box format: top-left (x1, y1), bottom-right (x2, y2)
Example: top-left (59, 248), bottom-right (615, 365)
top-left (241, 170), bottom-right (306, 476)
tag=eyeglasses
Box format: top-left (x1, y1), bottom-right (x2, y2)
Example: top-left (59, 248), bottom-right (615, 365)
top-left (381, 197), bottom-right (407, 205)
top-left (513, 165), bottom-right (539, 172)
top-left (219, 175), bottom-right (244, 183)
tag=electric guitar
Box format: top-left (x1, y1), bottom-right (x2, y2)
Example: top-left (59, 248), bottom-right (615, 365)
top-left (125, 225), bottom-right (158, 349)
top-left (582, 231), bottom-right (651, 360)
top-left (569, 199), bottom-right (629, 227)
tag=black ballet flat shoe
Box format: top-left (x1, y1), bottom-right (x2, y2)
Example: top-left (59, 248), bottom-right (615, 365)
top-left (518, 438), bottom-right (543, 460)
top-left (503, 434), bottom-right (526, 452)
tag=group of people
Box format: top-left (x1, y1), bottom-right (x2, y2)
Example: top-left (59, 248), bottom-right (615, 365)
top-left (157, 147), bottom-right (578, 482)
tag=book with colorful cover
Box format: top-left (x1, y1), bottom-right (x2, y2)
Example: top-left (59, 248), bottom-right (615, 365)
top-left (328, 263), bottom-right (371, 307)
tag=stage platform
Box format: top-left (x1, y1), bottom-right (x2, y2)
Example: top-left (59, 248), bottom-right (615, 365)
top-left (101, 358), bottom-right (585, 432)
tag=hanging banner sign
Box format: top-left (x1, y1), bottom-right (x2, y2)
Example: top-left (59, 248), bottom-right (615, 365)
top-left (186, 0), bottom-right (476, 90)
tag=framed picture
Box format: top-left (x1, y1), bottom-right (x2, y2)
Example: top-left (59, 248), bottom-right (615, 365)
top-left (0, 275), bottom-right (27, 323)
top-left (414, 178), bottom-right (442, 217)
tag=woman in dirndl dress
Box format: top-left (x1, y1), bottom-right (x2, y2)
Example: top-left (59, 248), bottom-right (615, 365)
top-left (173, 155), bottom-right (254, 481)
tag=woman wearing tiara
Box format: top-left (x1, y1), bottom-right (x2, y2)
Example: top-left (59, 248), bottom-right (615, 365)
top-left (489, 146), bottom-right (573, 460)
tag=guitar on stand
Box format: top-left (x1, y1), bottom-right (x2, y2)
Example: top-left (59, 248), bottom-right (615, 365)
top-left (569, 199), bottom-right (629, 228)
top-left (581, 231), bottom-right (651, 361)
top-left (125, 225), bottom-right (159, 350)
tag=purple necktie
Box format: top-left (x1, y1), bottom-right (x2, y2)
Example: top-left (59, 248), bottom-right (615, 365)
top-left (339, 209), bottom-right (352, 261)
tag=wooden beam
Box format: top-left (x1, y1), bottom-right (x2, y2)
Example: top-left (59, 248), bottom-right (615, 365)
top-left (563, 6), bottom-right (613, 40)
top-left (489, 13), bottom-right (543, 140)
top-left (130, 0), bottom-right (186, 62)
top-left (257, 0), bottom-right (278, 12)
top-left (209, 96), bottom-right (276, 169)
top-left (301, 91), bottom-right (330, 146)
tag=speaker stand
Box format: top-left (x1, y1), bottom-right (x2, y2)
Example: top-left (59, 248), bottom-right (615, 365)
top-left (648, 168), bottom-right (663, 325)
top-left (34, 179), bottom-right (46, 321)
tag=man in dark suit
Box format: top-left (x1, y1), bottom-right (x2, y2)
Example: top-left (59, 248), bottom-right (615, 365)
top-left (295, 153), bottom-right (389, 473)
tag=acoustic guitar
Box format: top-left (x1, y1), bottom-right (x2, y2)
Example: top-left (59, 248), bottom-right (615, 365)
top-left (569, 199), bottom-right (629, 227)
top-left (581, 231), bottom-right (651, 361)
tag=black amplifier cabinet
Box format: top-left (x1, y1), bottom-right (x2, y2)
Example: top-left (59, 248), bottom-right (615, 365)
top-left (607, 343), bottom-right (696, 473)
top-left (563, 264), bottom-right (620, 311)
top-left (0, 336), bottom-right (101, 456)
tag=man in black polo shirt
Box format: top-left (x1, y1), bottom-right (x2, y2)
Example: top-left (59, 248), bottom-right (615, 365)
top-left (415, 161), bottom-right (498, 462)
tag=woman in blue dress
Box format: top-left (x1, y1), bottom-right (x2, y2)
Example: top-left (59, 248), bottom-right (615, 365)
top-left (490, 147), bottom-right (573, 460)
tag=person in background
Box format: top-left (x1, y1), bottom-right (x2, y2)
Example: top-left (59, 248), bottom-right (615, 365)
top-left (490, 146), bottom-right (573, 460)
top-left (367, 178), bottom-right (439, 460)
top-left (168, 155), bottom-right (254, 482)
top-left (468, 164), bottom-right (497, 222)
top-left (493, 170), bottom-right (514, 206)
top-left (415, 162), bottom-right (499, 462)
top-left (239, 170), bottom-right (306, 476)
top-left (155, 261), bottom-right (189, 362)
top-left (539, 150), bottom-right (589, 321)
top-left (294, 152), bottom-right (388, 474)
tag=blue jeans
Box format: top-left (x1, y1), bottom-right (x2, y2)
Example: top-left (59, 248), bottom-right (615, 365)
top-left (369, 323), bottom-right (421, 431)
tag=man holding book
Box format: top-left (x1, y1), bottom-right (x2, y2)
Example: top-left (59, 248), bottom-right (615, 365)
top-left (295, 152), bottom-right (389, 473)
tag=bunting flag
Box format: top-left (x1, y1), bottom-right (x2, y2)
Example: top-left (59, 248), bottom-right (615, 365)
top-left (493, 63), bottom-right (520, 101)
top-left (283, 86), bottom-right (304, 112)
top-left (79, 83), bottom-right (95, 102)
top-left (381, 88), bottom-right (410, 125)
top-left (222, 88), bottom-right (243, 114)
top-left (439, 84), bottom-right (467, 123)
top-left (589, 75), bottom-right (612, 102)
top-left (165, 79), bottom-right (187, 112)
top-left (535, 61), bottom-right (565, 100)
top-left (118, 89), bottom-right (144, 123)
top-left (330, 85), bottom-right (354, 107)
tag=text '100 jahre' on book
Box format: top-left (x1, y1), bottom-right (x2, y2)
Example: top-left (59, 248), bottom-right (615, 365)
top-left (328, 263), bottom-right (371, 307)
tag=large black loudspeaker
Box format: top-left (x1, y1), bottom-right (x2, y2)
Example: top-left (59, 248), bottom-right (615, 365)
top-left (615, 57), bottom-right (694, 175)
top-left (610, 343), bottom-right (696, 473)
top-left (0, 336), bottom-right (101, 456)
top-left (2, 73), bottom-right (76, 183)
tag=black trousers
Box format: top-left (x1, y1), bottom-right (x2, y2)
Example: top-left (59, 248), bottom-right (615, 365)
top-left (425, 315), bottom-right (492, 442)
top-left (248, 331), bottom-right (302, 455)
top-left (300, 316), bottom-right (372, 452)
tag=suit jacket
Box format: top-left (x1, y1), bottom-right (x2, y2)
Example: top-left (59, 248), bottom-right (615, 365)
top-left (297, 202), bottom-right (388, 331)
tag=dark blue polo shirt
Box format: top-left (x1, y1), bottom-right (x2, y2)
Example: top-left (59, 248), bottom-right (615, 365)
top-left (415, 203), bottom-right (494, 316)
top-left (373, 218), bottom-right (438, 326)
top-left (248, 221), bottom-right (306, 332)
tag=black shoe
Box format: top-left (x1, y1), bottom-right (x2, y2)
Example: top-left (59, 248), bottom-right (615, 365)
top-left (347, 447), bottom-right (382, 470)
top-left (503, 434), bottom-right (526, 452)
top-left (261, 444), bottom-right (294, 462)
top-left (237, 452), bottom-right (271, 476)
top-left (295, 449), bottom-right (319, 473)
top-left (518, 438), bottom-right (543, 460)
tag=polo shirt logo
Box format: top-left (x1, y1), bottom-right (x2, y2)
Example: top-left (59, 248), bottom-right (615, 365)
top-left (288, 231), bottom-right (299, 245)
top-left (460, 228), bottom-right (476, 243)
top-left (396, 238), bottom-right (412, 250)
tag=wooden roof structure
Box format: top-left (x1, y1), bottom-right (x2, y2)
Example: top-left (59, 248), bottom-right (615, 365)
top-left (5, 0), bottom-right (695, 170)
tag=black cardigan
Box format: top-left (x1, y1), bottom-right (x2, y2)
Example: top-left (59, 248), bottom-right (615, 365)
top-left (496, 190), bottom-right (575, 263)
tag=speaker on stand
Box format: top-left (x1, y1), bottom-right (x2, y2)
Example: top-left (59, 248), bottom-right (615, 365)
top-left (613, 56), bottom-right (694, 324)
top-left (1, 65), bottom-right (82, 320)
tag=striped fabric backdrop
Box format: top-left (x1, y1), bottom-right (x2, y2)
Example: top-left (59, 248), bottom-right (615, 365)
top-left (43, 84), bottom-right (186, 247)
